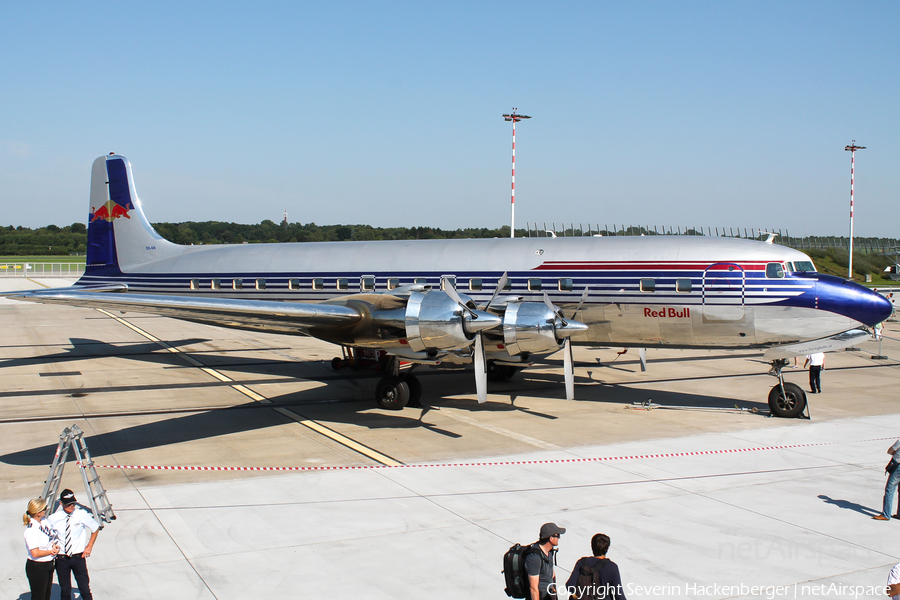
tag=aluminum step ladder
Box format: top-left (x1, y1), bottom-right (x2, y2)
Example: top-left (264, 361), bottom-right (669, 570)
top-left (41, 425), bottom-right (115, 525)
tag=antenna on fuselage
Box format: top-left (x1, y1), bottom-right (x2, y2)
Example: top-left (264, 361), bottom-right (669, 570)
top-left (759, 231), bottom-right (778, 244)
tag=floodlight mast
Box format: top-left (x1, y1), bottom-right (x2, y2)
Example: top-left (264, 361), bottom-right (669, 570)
top-left (844, 141), bottom-right (866, 279)
top-left (503, 110), bottom-right (531, 238)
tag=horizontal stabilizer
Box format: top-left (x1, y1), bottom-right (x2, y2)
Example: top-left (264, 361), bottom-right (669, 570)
top-left (763, 329), bottom-right (871, 360)
top-left (0, 283), bottom-right (128, 298)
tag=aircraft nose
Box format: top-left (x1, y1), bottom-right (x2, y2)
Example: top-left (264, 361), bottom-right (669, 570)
top-left (816, 276), bottom-right (893, 327)
top-left (871, 291), bottom-right (895, 325)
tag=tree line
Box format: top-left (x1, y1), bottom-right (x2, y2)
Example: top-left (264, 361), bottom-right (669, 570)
top-left (0, 220), bottom-right (515, 256)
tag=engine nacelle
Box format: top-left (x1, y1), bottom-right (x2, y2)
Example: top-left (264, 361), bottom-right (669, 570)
top-left (405, 291), bottom-right (472, 353)
top-left (502, 302), bottom-right (563, 355)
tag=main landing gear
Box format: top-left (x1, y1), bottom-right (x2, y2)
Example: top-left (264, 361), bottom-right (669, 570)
top-left (374, 357), bottom-right (422, 410)
top-left (767, 359), bottom-right (808, 418)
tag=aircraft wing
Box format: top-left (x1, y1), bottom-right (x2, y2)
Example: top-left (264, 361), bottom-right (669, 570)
top-left (8, 289), bottom-right (362, 334)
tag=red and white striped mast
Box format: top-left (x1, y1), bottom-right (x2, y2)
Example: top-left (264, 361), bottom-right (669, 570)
top-left (503, 109), bottom-right (530, 238)
top-left (844, 140), bottom-right (866, 279)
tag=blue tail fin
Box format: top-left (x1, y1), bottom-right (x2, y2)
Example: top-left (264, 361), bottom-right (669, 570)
top-left (85, 154), bottom-right (181, 276)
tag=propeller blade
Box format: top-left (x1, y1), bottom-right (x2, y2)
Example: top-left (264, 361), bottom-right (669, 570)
top-left (571, 287), bottom-right (590, 320)
top-left (638, 347), bottom-right (647, 372)
top-left (443, 278), bottom-right (478, 318)
top-left (474, 333), bottom-right (487, 403)
top-left (542, 291), bottom-right (568, 326)
top-left (563, 338), bottom-right (575, 400)
top-left (480, 272), bottom-right (509, 311)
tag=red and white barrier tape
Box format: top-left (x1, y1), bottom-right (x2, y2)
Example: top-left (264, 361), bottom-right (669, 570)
top-left (80, 436), bottom-right (895, 473)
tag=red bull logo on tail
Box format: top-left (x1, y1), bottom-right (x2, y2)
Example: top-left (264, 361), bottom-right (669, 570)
top-left (90, 200), bottom-right (131, 223)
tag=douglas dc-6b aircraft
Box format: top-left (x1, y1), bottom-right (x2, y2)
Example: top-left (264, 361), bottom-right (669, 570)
top-left (10, 155), bottom-right (893, 417)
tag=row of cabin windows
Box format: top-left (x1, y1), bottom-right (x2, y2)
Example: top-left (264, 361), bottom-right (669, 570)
top-left (189, 265), bottom-right (789, 293)
top-left (640, 279), bottom-right (693, 293)
top-left (189, 277), bottom-right (577, 292)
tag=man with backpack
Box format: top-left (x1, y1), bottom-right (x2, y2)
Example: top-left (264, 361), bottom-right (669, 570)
top-left (524, 522), bottom-right (566, 600)
top-left (563, 533), bottom-right (627, 600)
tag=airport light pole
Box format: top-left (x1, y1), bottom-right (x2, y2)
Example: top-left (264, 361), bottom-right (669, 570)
top-left (503, 110), bottom-right (530, 238)
top-left (844, 141), bottom-right (866, 280)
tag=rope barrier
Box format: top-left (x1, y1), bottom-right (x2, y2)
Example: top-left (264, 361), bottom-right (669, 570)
top-left (81, 436), bottom-right (895, 473)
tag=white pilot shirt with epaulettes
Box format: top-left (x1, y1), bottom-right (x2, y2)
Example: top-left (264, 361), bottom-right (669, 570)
top-left (45, 506), bottom-right (99, 555)
top-left (24, 518), bottom-right (58, 562)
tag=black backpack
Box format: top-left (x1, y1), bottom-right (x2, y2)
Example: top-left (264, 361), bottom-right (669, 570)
top-left (573, 557), bottom-right (610, 600)
top-left (502, 543), bottom-right (534, 598)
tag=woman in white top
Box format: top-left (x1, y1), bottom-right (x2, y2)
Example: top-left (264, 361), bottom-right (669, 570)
top-left (23, 497), bottom-right (59, 600)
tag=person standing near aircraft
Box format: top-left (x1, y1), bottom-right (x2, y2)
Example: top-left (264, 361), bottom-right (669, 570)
top-left (804, 352), bottom-right (825, 393)
top-left (23, 497), bottom-right (59, 600)
top-left (873, 440), bottom-right (900, 521)
top-left (564, 533), bottom-right (627, 600)
top-left (526, 523), bottom-right (565, 600)
top-left (46, 489), bottom-right (100, 600)
top-left (887, 561), bottom-right (900, 599)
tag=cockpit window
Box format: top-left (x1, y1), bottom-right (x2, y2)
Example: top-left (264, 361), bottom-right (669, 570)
top-left (793, 261), bottom-right (815, 272)
top-left (765, 263), bottom-right (785, 279)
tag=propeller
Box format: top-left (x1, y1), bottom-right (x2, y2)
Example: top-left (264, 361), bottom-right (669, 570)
top-left (443, 275), bottom-right (509, 403)
top-left (543, 288), bottom-right (590, 401)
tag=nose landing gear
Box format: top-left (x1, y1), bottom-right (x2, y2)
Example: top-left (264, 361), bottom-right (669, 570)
top-left (767, 358), bottom-right (808, 418)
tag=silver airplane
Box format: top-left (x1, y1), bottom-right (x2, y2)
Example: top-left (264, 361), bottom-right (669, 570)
top-left (10, 154), bottom-right (893, 417)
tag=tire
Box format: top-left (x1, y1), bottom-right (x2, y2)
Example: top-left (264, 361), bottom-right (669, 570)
top-left (404, 374), bottom-right (423, 408)
top-left (331, 357), bottom-right (343, 371)
top-left (375, 376), bottom-right (410, 410)
top-left (768, 382), bottom-right (807, 418)
top-left (487, 362), bottom-right (511, 382)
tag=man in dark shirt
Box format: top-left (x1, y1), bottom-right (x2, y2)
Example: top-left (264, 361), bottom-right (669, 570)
top-left (564, 533), bottom-right (627, 600)
top-left (525, 522), bottom-right (565, 600)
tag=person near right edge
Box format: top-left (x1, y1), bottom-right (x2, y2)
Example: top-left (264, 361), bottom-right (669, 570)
top-left (874, 440), bottom-right (900, 521)
top-left (888, 560), bottom-right (900, 599)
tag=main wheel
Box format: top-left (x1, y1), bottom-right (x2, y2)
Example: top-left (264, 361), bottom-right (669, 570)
top-left (487, 362), bottom-right (512, 382)
top-left (404, 374), bottom-right (423, 408)
top-left (768, 382), bottom-right (807, 418)
top-left (375, 376), bottom-right (410, 410)
top-left (331, 357), bottom-right (344, 371)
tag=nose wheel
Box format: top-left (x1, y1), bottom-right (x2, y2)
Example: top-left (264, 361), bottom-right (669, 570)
top-left (767, 359), bottom-right (808, 418)
top-left (767, 382), bottom-right (807, 418)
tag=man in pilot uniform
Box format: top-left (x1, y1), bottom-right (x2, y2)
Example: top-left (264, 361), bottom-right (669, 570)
top-left (45, 489), bottom-right (100, 600)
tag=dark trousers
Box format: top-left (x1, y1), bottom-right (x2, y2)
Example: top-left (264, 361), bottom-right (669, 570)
top-left (809, 365), bottom-right (822, 393)
top-left (56, 553), bottom-right (92, 600)
top-left (25, 559), bottom-right (54, 600)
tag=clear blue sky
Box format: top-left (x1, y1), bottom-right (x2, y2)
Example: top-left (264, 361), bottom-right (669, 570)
top-left (2, 1), bottom-right (898, 237)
